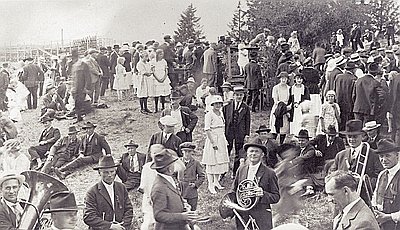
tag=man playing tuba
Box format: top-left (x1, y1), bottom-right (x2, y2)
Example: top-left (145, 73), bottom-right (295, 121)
top-left (229, 137), bottom-right (280, 230)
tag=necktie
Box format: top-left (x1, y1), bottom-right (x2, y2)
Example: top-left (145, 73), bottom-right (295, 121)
top-left (350, 149), bottom-right (357, 166)
top-left (333, 211), bottom-right (343, 230)
top-left (376, 171), bottom-right (389, 206)
top-left (12, 204), bottom-right (21, 225)
top-left (130, 156), bottom-right (135, 172)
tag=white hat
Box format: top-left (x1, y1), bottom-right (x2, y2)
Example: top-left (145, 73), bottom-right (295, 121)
top-left (0, 173), bottom-right (25, 187)
top-left (187, 77), bottom-right (195, 83)
top-left (159, 115), bottom-right (178, 126)
top-left (335, 56), bottom-right (347, 66)
top-left (176, 42), bottom-right (183, 47)
top-left (210, 96), bottom-right (224, 106)
top-left (326, 58), bottom-right (337, 72)
top-left (363, 121), bottom-right (381, 131)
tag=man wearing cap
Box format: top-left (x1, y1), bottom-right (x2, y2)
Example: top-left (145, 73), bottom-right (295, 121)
top-left (203, 43), bottom-right (218, 87)
top-left (151, 149), bottom-right (200, 229)
top-left (28, 116), bottom-right (61, 170)
top-left (40, 85), bottom-right (66, 117)
top-left (42, 191), bottom-right (79, 230)
top-left (363, 121), bottom-right (382, 149)
top-left (334, 61), bottom-right (358, 131)
top-left (230, 137), bottom-right (280, 230)
top-left (84, 155), bottom-right (133, 230)
top-left (83, 49), bottom-right (102, 105)
top-left (330, 120), bottom-right (383, 191)
top-left (327, 56), bottom-right (346, 92)
top-left (21, 57), bottom-right (44, 109)
top-left (0, 173), bottom-right (25, 229)
top-left (255, 125), bottom-right (279, 168)
top-left (352, 62), bottom-right (385, 124)
top-left (371, 139), bottom-right (400, 230)
top-left (223, 86), bottom-right (251, 175)
top-left (149, 115), bottom-right (182, 156)
top-left (41, 125), bottom-right (81, 174)
top-left (159, 35), bottom-right (178, 88)
top-left (54, 121), bottom-right (111, 180)
top-left (116, 140), bottom-right (146, 191)
top-left (109, 44), bottom-right (120, 91)
top-left (96, 47), bottom-right (111, 99)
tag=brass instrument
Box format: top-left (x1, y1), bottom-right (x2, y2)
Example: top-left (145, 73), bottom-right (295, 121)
top-left (18, 170), bottom-right (69, 230)
top-left (353, 142), bottom-right (374, 207)
top-left (219, 179), bottom-right (261, 230)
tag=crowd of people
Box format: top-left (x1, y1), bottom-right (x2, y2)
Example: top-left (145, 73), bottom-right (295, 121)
top-left (0, 21), bottom-right (399, 230)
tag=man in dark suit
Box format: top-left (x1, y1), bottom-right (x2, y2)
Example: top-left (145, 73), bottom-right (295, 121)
top-left (372, 139), bottom-right (400, 230)
top-left (334, 62), bottom-right (357, 131)
top-left (159, 35), bottom-right (178, 88)
top-left (28, 116), bottom-right (61, 170)
top-left (41, 125), bottom-right (81, 174)
top-left (117, 140), bottom-right (146, 191)
top-left (96, 47), bottom-right (111, 98)
top-left (149, 116), bottom-right (182, 157)
top-left (223, 86), bottom-right (251, 175)
top-left (161, 92), bottom-right (198, 142)
top-left (21, 57), bottom-right (44, 109)
top-left (0, 63), bottom-right (10, 111)
top-left (109, 44), bottom-right (120, 91)
top-left (327, 56), bottom-right (346, 92)
top-left (83, 155), bottom-right (133, 230)
top-left (0, 174), bottom-right (25, 229)
top-left (389, 71), bottom-right (400, 146)
top-left (54, 121), bottom-right (111, 180)
top-left (151, 149), bottom-right (200, 230)
top-left (255, 125), bottom-right (278, 168)
top-left (350, 22), bottom-right (364, 51)
top-left (330, 120), bottom-right (383, 190)
top-left (325, 170), bottom-right (379, 230)
top-left (363, 121), bottom-right (382, 149)
top-left (229, 137), bottom-right (280, 230)
top-left (83, 49), bottom-right (102, 105)
top-left (352, 62), bottom-right (385, 124)
top-left (40, 85), bottom-right (66, 117)
top-left (244, 51), bottom-right (263, 112)
top-left (309, 125), bottom-right (345, 164)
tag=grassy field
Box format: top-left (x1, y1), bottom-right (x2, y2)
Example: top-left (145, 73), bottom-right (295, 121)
top-left (16, 94), bottom-right (334, 230)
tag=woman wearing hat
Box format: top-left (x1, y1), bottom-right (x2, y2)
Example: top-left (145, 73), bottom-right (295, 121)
top-left (221, 82), bottom-right (233, 103)
top-left (202, 96), bottom-right (229, 194)
top-left (0, 139), bottom-right (29, 174)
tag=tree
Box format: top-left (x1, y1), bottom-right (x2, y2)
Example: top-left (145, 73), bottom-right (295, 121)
top-left (174, 4), bottom-right (204, 43)
top-left (227, 3), bottom-right (252, 43)
top-left (366, 0), bottom-right (400, 32)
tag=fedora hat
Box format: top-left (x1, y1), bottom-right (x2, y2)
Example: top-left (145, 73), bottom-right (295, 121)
top-left (210, 96), bottom-right (224, 106)
top-left (40, 116), bottom-right (53, 123)
top-left (0, 173), bottom-right (25, 187)
top-left (124, 140), bottom-right (139, 148)
top-left (324, 125), bottom-right (338, 136)
top-left (170, 90), bottom-right (182, 99)
top-left (340, 119), bottom-right (365, 135)
top-left (180, 142), bottom-right (196, 151)
top-left (43, 191), bottom-right (79, 213)
top-left (295, 129), bottom-right (311, 139)
top-left (68, 125), bottom-right (79, 135)
top-left (243, 137), bottom-right (267, 154)
top-left (221, 82), bottom-right (233, 89)
top-left (367, 62), bottom-right (380, 74)
top-left (345, 62), bottom-right (358, 70)
top-left (150, 149), bottom-right (178, 170)
top-left (93, 155), bottom-right (120, 170)
top-left (81, 121), bottom-right (97, 129)
top-left (362, 121), bottom-right (381, 131)
top-left (113, 44), bottom-right (120, 49)
top-left (375, 139), bottom-right (400, 154)
top-left (255, 125), bottom-right (271, 134)
top-left (159, 115), bottom-right (178, 126)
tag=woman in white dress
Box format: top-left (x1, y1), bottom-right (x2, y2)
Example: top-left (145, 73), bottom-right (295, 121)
top-left (0, 139), bottom-right (30, 174)
top-left (237, 43), bottom-right (249, 76)
top-left (289, 74), bottom-right (310, 136)
top-left (6, 79), bottom-right (22, 122)
top-left (136, 51), bottom-right (154, 113)
top-left (152, 49), bottom-right (171, 112)
top-left (202, 96), bottom-right (229, 194)
top-left (115, 57), bottom-right (131, 101)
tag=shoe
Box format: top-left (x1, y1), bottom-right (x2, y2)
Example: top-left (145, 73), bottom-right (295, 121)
top-left (140, 109), bottom-right (147, 114)
top-left (54, 168), bottom-right (66, 180)
top-left (301, 187), bottom-right (315, 197)
top-left (144, 109), bottom-right (153, 113)
top-left (214, 182), bottom-right (225, 190)
top-left (208, 184), bottom-right (217, 194)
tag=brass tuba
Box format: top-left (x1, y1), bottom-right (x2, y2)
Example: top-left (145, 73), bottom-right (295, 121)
top-left (18, 170), bottom-right (69, 230)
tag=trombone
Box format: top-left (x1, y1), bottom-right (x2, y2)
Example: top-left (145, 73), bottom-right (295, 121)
top-left (352, 142), bottom-right (374, 208)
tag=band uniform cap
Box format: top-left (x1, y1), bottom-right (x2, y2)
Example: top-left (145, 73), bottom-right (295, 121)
top-left (159, 115), bottom-right (178, 126)
top-left (362, 121), bottom-right (381, 131)
top-left (124, 140), bottom-right (139, 148)
top-left (340, 119), bottom-right (365, 135)
top-left (87, 48), bottom-right (99, 54)
top-left (0, 173), bottom-right (25, 187)
top-left (221, 82), bottom-right (233, 89)
top-left (295, 129), bottom-right (311, 139)
top-left (93, 155), bottom-right (120, 170)
top-left (81, 121), bottom-right (97, 129)
top-left (150, 149), bottom-right (178, 170)
top-left (255, 124), bottom-right (271, 134)
top-left (40, 116), bottom-right (54, 123)
top-left (43, 191), bottom-right (79, 213)
top-left (243, 137), bottom-right (267, 154)
top-left (210, 96), bottom-right (224, 106)
top-left (68, 125), bottom-right (79, 135)
top-left (324, 125), bottom-right (339, 136)
top-left (187, 77), bottom-right (195, 83)
top-left (233, 86), bottom-right (246, 93)
top-left (375, 139), bottom-right (400, 154)
top-left (180, 142), bottom-right (196, 151)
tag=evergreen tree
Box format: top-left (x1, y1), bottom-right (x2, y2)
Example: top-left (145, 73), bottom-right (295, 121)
top-left (174, 4), bottom-right (204, 43)
top-left (227, 3), bottom-right (251, 43)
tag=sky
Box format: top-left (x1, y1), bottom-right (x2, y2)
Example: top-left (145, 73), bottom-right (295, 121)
top-left (0, 0), bottom-right (243, 46)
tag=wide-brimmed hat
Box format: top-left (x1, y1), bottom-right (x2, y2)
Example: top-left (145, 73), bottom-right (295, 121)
top-left (350, 53), bottom-right (360, 62)
top-left (124, 140), bottom-right (139, 148)
top-left (233, 86), bottom-right (245, 93)
top-left (335, 56), bottom-right (347, 66)
top-left (113, 44), bottom-right (120, 49)
top-left (3, 139), bottom-right (21, 151)
top-left (170, 90), bottom-right (182, 99)
top-left (150, 149), bottom-right (178, 170)
top-left (68, 125), bottom-right (79, 135)
top-left (277, 71), bottom-right (289, 79)
top-left (362, 121), bottom-right (381, 131)
top-left (255, 125), bottom-right (271, 134)
top-left (43, 191), bottom-right (79, 213)
top-left (0, 173), bottom-right (25, 187)
top-left (295, 129), bottom-right (311, 139)
top-left (221, 82), bottom-right (233, 89)
top-left (93, 155), bottom-right (120, 170)
top-left (243, 137), bottom-right (267, 153)
top-left (340, 119), bottom-right (365, 135)
top-left (159, 115), bottom-right (178, 126)
top-left (345, 62), bottom-right (358, 70)
top-left (324, 125), bottom-right (339, 136)
top-left (210, 96), bottom-right (224, 106)
top-left (81, 121), bottom-right (97, 129)
top-left (40, 116), bottom-right (53, 123)
top-left (180, 142), bottom-right (196, 151)
top-left (375, 139), bottom-right (400, 154)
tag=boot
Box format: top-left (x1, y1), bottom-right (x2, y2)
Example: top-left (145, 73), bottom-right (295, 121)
top-left (160, 96), bottom-right (166, 110)
top-left (207, 174), bottom-right (216, 194)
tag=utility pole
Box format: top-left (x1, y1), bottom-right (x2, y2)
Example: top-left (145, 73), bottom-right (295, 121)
top-left (237, 1), bottom-right (241, 42)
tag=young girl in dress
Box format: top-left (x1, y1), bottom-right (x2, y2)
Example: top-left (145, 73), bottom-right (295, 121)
top-left (115, 57), bottom-right (130, 101)
top-left (152, 49), bottom-right (171, 112)
top-left (318, 90), bottom-right (340, 133)
top-left (136, 51), bottom-right (154, 113)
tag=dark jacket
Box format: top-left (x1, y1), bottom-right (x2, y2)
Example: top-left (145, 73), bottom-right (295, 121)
top-left (109, 51), bottom-right (119, 74)
top-left (0, 198), bottom-right (24, 230)
top-left (179, 158), bottom-right (205, 199)
top-left (352, 74), bottom-right (385, 116)
top-left (83, 181), bottom-right (133, 230)
top-left (334, 71), bottom-right (357, 114)
top-left (302, 67), bottom-right (321, 94)
top-left (327, 67), bottom-right (343, 92)
top-left (21, 63), bottom-right (44, 88)
top-left (288, 85), bottom-right (310, 122)
top-left (38, 127), bottom-right (61, 151)
top-left (80, 132), bottom-right (111, 157)
top-left (244, 61), bottom-right (263, 90)
top-left (309, 134), bottom-right (345, 161)
top-left (389, 73), bottom-right (400, 117)
top-left (161, 106), bottom-right (198, 142)
top-left (274, 101), bottom-right (288, 129)
top-left (122, 52), bottom-right (132, 72)
top-left (117, 152), bottom-right (146, 182)
top-left (0, 69), bottom-right (9, 91)
top-left (292, 144), bottom-right (318, 174)
top-left (71, 60), bottom-right (91, 95)
top-left (148, 132), bottom-right (182, 156)
top-left (223, 100), bottom-right (251, 143)
top-left (48, 135), bottom-right (81, 159)
top-left (96, 53), bottom-right (111, 78)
